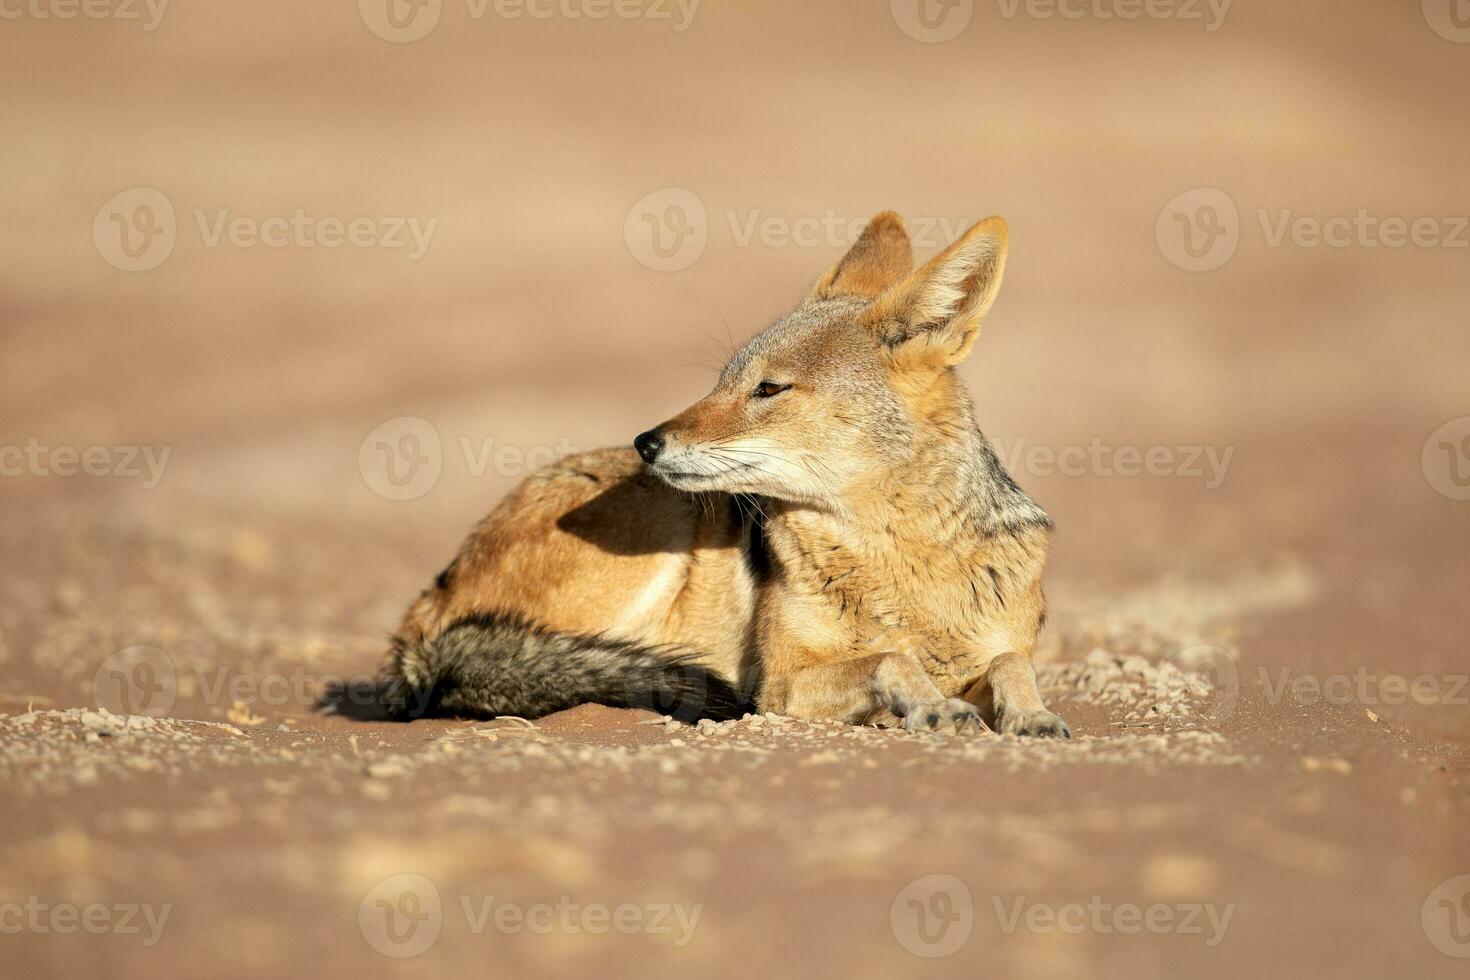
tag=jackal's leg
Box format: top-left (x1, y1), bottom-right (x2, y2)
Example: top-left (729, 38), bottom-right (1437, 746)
top-left (965, 652), bottom-right (1071, 738)
top-left (772, 653), bottom-right (984, 733)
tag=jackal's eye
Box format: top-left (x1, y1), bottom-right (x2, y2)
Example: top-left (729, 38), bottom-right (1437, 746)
top-left (752, 381), bottom-right (792, 399)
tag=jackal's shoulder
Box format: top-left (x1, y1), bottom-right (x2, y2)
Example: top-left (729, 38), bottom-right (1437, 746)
top-left (490, 444), bottom-right (672, 528)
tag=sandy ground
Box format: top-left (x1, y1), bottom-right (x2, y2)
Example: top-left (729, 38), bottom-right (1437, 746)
top-left (2, 1), bottom-right (1470, 977)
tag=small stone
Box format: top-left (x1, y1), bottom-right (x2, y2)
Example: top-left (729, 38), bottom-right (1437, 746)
top-left (365, 759), bottom-right (409, 779)
top-left (80, 710), bottom-right (121, 736)
top-left (1301, 756), bottom-right (1352, 775)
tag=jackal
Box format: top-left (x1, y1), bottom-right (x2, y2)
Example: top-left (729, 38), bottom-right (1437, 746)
top-left (331, 211), bottom-right (1070, 737)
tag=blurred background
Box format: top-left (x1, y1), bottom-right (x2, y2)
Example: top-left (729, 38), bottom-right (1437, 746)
top-left (2, 1), bottom-right (1468, 977)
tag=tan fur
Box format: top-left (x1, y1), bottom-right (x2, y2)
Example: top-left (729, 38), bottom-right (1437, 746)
top-left (396, 448), bottom-right (758, 688)
top-left (810, 210), bottom-right (914, 301)
top-left (390, 211), bottom-right (1068, 736)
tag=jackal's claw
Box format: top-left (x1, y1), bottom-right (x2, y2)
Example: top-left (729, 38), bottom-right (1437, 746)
top-left (902, 698), bottom-right (985, 734)
top-left (996, 707), bottom-right (1072, 739)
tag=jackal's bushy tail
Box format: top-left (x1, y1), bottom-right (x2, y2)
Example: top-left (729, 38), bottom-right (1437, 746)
top-left (320, 612), bottom-right (748, 723)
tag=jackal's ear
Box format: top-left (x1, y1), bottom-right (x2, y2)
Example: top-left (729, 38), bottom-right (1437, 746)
top-left (863, 216), bottom-right (1008, 369)
top-left (810, 211), bottom-right (914, 300)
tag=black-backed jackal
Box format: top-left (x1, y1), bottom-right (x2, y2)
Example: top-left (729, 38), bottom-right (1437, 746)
top-left (328, 211), bottom-right (1070, 737)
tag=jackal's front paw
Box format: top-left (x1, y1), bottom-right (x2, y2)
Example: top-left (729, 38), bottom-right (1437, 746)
top-left (996, 707), bottom-right (1072, 739)
top-left (902, 698), bottom-right (985, 734)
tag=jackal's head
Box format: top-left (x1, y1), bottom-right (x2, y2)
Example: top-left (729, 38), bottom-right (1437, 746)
top-left (635, 211), bottom-right (1008, 508)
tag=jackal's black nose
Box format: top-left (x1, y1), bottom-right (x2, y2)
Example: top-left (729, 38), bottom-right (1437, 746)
top-left (634, 430), bottom-right (665, 464)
